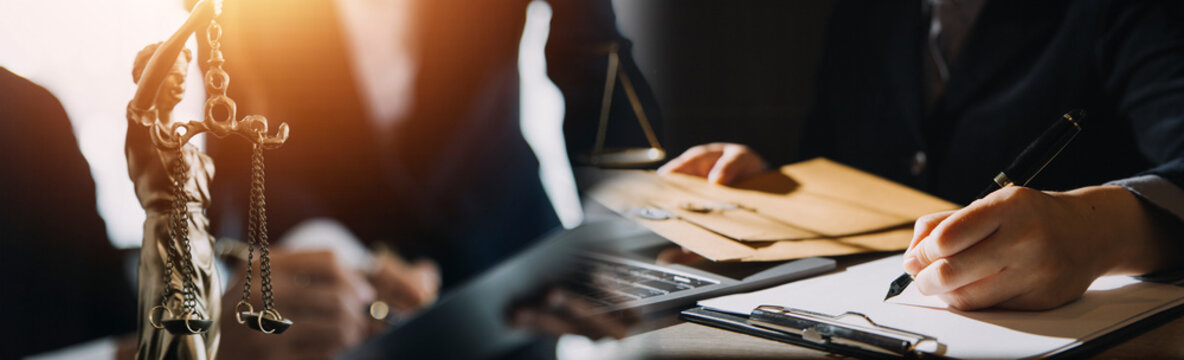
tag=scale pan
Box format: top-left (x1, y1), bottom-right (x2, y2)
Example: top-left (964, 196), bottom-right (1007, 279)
top-left (241, 311), bottom-right (293, 334)
top-left (583, 147), bottom-right (666, 168)
top-left (162, 318), bottom-right (213, 335)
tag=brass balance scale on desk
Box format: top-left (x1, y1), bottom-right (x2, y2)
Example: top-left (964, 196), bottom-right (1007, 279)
top-left (125, 0), bottom-right (290, 357)
top-left (579, 42), bottom-right (666, 168)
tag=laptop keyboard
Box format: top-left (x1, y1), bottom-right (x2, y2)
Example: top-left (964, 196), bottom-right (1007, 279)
top-left (566, 256), bottom-right (718, 306)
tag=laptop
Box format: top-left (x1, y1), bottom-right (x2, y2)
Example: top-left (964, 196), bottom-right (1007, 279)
top-left (345, 218), bottom-right (834, 359)
top-left (564, 245), bottom-right (833, 316)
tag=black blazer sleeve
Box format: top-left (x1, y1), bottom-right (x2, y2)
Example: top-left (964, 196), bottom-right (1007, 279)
top-left (1100, 0), bottom-right (1184, 189)
top-left (0, 68), bottom-right (136, 358)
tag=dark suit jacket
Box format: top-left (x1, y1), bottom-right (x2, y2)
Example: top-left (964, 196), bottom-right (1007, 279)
top-left (205, 0), bottom-right (657, 286)
top-left (802, 0), bottom-right (1184, 206)
top-left (0, 67), bottom-right (136, 358)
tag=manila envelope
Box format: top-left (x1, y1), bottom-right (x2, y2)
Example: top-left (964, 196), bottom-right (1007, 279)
top-left (581, 158), bottom-right (960, 261)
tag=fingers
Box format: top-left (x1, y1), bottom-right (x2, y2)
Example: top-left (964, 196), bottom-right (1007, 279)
top-left (909, 210), bottom-right (956, 270)
top-left (409, 259), bottom-right (441, 304)
top-left (901, 187), bottom-right (1106, 311)
top-left (271, 256), bottom-right (372, 324)
top-left (658, 143), bottom-right (768, 185)
top-left (508, 288), bottom-right (638, 340)
top-left (934, 271), bottom-right (1028, 311)
top-left (545, 289), bottom-right (634, 339)
top-left (707, 144), bottom-right (767, 185)
top-left (337, 264), bottom-right (378, 304)
top-left (912, 231), bottom-right (1009, 296)
top-left (908, 210), bottom-right (955, 252)
top-left (275, 287), bottom-right (346, 319)
top-left (904, 200), bottom-right (1004, 275)
top-left (222, 250), bottom-right (394, 360)
top-left (219, 297), bottom-right (366, 360)
top-left (281, 290), bottom-right (370, 334)
top-left (513, 290), bottom-right (617, 339)
top-left (370, 256), bottom-right (440, 311)
top-left (265, 251), bottom-right (373, 350)
top-left (657, 144), bottom-right (723, 178)
top-left (276, 250), bottom-right (376, 303)
top-left (655, 246), bottom-right (706, 265)
top-left (511, 307), bottom-right (581, 336)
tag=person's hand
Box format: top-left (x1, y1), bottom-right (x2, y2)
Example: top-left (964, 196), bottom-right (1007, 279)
top-left (658, 142), bottom-right (768, 186)
top-left (655, 246), bottom-right (707, 265)
top-left (219, 250), bottom-right (376, 360)
top-left (508, 287), bottom-right (640, 340)
top-left (364, 250), bottom-right (440, 334)
top-left (903, 185), bottom-right (1182, 311)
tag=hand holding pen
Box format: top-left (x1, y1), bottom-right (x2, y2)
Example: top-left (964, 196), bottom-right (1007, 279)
top-left (885, 110), bottom-right (1184, 310)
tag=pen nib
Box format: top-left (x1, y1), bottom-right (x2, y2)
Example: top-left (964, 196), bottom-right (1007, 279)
top-left (884, 273), bottom-right (914, 301)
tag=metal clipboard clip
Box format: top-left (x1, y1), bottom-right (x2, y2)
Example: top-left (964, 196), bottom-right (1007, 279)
top-left (748, 305), bottom-right (946, 358)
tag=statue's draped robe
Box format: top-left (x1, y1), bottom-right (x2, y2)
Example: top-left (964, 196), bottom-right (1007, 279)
top-left (126, 118), bottom-right (221, 360)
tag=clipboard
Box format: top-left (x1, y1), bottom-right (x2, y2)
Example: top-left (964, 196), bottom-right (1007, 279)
top-left (681, 306), bottom-right (945, 359)
top-left (682, 303), bottom-right (1184, 359)
top-left (680, 255), bottom-right (1184, 359)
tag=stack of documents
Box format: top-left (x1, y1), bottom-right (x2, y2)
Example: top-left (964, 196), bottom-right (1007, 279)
top-left (584, 158), bottom-right (959, 261)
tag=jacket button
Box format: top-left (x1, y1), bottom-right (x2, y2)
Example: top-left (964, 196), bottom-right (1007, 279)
top-left (910, 151), bottom-right (927, 176)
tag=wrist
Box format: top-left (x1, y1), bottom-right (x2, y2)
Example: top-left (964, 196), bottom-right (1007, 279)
top-left (1063, 185), bottom-right (1181, 277)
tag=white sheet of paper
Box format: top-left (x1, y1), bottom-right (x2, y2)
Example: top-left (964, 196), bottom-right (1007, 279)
top-left (698, 255), bottom-right (1184, 359)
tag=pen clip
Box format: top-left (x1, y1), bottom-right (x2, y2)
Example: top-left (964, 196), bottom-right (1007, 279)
top-left (748, 305), bottom-right (944, 357)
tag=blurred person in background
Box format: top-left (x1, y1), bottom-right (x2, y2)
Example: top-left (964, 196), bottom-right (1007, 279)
top-left (0, 67), bottom-right (138, 359)
top-left (193, 0), bottom-right (657, 357)
top-left (202, 0), bottom-right (656, 290)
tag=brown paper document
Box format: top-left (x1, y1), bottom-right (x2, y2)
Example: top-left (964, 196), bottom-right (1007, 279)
top-left (582, 158), bottom-right (960, 261)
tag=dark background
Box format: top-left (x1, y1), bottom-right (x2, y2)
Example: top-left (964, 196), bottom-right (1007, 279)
top-left (623, 1), bottom-right (837, 166)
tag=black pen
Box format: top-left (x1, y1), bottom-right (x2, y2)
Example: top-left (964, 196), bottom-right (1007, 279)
top-left (883, 110), bottom-right (1085, 301)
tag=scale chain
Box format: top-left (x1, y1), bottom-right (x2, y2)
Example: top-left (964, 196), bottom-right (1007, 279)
top-left (251, 144), bottom-right (276, 312)
top-left (159, 146), bottom-right (200, 320)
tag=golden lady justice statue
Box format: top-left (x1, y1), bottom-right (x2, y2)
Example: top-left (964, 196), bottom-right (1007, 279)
top-left (126, 0), bottom-right (291, 358)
